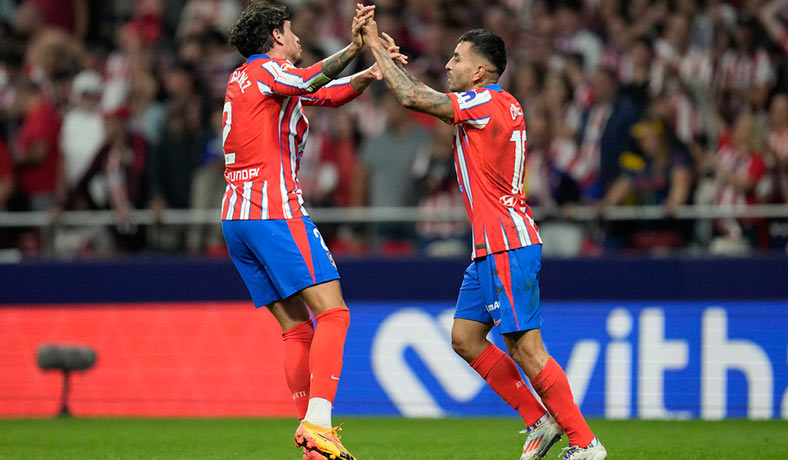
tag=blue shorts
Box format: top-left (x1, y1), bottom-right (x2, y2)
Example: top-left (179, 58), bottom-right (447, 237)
top-left (454, 245), bottom-right (543, 334)
top-left (222, 217), bottom-right (340, 307)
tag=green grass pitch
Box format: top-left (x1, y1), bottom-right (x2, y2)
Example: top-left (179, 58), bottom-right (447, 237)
top-left (1, 417), bottom-right (787, 459)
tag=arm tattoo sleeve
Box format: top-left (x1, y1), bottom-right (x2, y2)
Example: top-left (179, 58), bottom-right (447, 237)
top-left (370, 45), bottom-right (454, 123)
top-left (321, 45), bottom-right (359, 79)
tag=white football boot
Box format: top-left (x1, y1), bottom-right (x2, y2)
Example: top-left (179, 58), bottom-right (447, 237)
top-left (519, 413), bottom-right (563, 460)
top-left (559, 437), bottom-right (607, 460)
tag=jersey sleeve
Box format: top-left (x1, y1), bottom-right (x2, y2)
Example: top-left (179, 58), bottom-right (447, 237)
top-left (447, 89), bottom-right (493, 129)
top-left (300, 76), bottom-right (360, 107)
top-left (256, 59), bottom-right (332, 96)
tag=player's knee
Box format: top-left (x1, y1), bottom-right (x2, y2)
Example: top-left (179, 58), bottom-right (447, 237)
top-left (451, 331), bottom-right (480, 361)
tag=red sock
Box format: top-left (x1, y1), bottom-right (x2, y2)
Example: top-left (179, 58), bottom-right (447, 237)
top-left (282, 319), bottom-right (314, 419)
top-left (309, 307), bottom-right (350, 402)
top-left (471, 344), bottom-right (547, 426)
top-left (530, 357), bottom-right (594, 447)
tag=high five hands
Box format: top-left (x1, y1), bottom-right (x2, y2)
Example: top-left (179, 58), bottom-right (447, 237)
top-left (354, 3), bottom-right (408, 80)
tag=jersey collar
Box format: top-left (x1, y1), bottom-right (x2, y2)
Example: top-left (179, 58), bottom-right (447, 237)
top-left (246, 54), bottom-right (270, 63)
top-left (485, 83), bottom-right (502, 92)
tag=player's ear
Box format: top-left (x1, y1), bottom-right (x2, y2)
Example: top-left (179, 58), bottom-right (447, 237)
top-left (473, 65), bottom-right (486, 84)
top-left (272, 27), bottom-right (285, 46)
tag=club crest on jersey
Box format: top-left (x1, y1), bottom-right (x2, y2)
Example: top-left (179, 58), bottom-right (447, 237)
top-left (510, 103), bottom-right (523, 120)
top-left (499, 194), bottom-right (522, 208)
top-left (230, 69), bottom-right (251, 93)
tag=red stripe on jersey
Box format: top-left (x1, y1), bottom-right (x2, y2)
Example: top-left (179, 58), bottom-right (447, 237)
top-left (287, 218), bottom-right (315, 283)
top-left (233, 184), bottom-right (243, 219)
top-left (494, 252), bottom-right (519, 329)
top-left (249, 182), bottom-right (262, 220)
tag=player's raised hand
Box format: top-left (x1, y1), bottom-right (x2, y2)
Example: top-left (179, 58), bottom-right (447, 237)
top-left (380, 32), bottom-right (407, 65)
top-left (357, 10), bottom-right (380, 45)
top-left (351, 4), bottom-right (376, 49)
top-left (365, 43), bottom-right (408, 80)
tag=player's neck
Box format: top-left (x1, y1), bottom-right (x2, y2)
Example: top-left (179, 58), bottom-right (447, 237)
top-left (468, 78), bottom-right (498, 91)
top-left (265, 46), bottom-right (289, 61)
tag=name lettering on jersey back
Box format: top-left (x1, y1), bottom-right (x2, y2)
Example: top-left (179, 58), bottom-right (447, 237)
top-left (230, 69), bottom-right (251, 93)
top-left (225, 167), bottom-right (260, 182)
top-left (510, 103), bottom-right (523, 120)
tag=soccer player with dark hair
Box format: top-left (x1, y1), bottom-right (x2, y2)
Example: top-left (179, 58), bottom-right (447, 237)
top-left (360, 9), bottom-right (607, 460)
top-left (221, 2), bottom-right (404, 460)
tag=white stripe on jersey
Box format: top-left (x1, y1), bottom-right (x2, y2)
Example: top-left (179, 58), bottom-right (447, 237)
top-left (523, 210), bottom-right (542, 244)
top-left (278, 97), bottom-right (294, 219)
top-left (225, 184), bottom-right (238, 219)
top-left (463, 116), bottom-right (491, 129)
top-left (323, 76), bottom-right (353, 87)
top-left (508, 207), bottom-right (531, 246)
top-left (241, 181), bottom-right (253, 220)
top-left (500, 221), bottom-right (511, 251)
top-left (455, 128), bottom-right (473, 209)
top-left (289, 100), bottom-right (303, 178)
top-left (262, 61), bottom-right (330, 91)
top-left (289, 100), bottom-right (306, 215)
top-left (484, 227), bottom-right (491, 254)
top-left (257, 80), bottom-right (272, 95)
top-left (261, 181), bottom-right (269, 219)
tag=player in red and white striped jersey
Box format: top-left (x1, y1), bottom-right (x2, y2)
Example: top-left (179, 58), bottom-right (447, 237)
top-left (221, 3), bottom-right (405, 460)
top-left (361, 12), bottom-right (606, 460)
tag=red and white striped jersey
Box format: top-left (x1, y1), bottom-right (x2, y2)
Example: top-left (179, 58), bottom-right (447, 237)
top-left (714, 135), bottom-right (769, 237)
top-left (717, 49), bottom-right (774, 92)
top-left (220, 54), bottom-right (360, 220)
top-left (447, 84), bottom-right (542, 259)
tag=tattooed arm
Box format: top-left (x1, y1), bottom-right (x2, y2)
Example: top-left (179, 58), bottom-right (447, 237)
top-left (363, 24), bottom-right (455, 123)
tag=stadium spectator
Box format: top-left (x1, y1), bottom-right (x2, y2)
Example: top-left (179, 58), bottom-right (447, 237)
top-left (147, 103), bottom-right (202, 251)
top-left (716, 12), bottom-right (775, 116)
top-left (60, 106), bottom-right (148, 253)
top-left (186, 105), bottom-right (225, 255)
top-left (768, 93), bottom-right (788, 202)
top-left (12, 79), bottom-right (61, 211)
top-left (711, 112), bottom-right (772, 253)
top-left (359, 92), bottom-right (431, 251)
top-left (553, 0), bottom-right (604, 75)
top-left (560, 68), bottom-right (639, 202)
top-left (59, 70), bottom-right (105, 202)
top-left (0, 138), bottom-right (16, 248)
top-left (412, 121), bottom-right (469, 257)
top-left (601, 118), bottom-right (695, 250)
top-left (127, 72), bottom-right (166, 148)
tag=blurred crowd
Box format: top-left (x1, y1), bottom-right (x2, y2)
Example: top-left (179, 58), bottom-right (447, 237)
top-left (1, 0), bottom-right (788, 259)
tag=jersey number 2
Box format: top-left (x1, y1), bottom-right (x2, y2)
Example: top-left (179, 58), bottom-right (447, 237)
top-left (509, 129), bottom-right (527, 194)
top-left (223, 101), bottom-right (236, 165)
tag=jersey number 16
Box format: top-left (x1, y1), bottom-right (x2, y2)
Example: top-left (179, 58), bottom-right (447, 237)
top-left (509, 129), bottom-right (527, 195)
